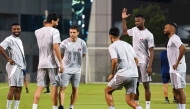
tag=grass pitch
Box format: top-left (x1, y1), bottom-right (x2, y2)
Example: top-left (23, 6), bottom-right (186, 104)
top-left (0, 83), bottom-right (189, 109)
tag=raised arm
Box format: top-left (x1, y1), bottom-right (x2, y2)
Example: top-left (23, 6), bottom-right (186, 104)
top-left (53, 43), bottom-right (64, 73)
top-left (122, 8), bottom-right (130, 36)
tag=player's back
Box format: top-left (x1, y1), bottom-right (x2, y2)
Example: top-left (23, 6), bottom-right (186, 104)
top-left (35, 27), bottom-right (60, 68)
top-left (109, 40), bottom-right (138, 77)
top-left (160, 50), bottom-right (169, 77)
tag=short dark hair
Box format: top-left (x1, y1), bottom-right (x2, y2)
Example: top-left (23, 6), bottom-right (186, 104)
top-left (135, 14), bottom-right (144, 19)
top-left (12, 23), bottom-right (20, 27)
top-left (46, 13), bottom-right (59, 23)
top-left (70, 25), bottom-right (79, 32)
top-left (109, 27), bottom-right (120, 37)
top-left (166, 22), bottom-right (177, 29)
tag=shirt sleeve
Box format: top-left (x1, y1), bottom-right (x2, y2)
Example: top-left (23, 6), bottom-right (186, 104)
top-left (147, 34), bottom-right (155, 48)
top-left (52, 29), bottom-right (61, 44)
top-left (127, 28), bottom-right (133, 37)
top-left (0, 37), bottom-right (12, 50)
top-left (59, 41), bottom-right (66, 54)
top-left (82, 40), bottom-right (87, 54)
top-left (109, 45), bottom-right (117, 59)
top-left (172, 36), bottom-right (183, 48)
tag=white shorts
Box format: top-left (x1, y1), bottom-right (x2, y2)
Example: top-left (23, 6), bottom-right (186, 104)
top-left (170, 72), bottom-right (186, 89)
top-left (138, 63), bottom-right (152, 82)
top-left (108, 75), bottom-right (138, 94)
top-left (6, 63), bottom-right (23, 87)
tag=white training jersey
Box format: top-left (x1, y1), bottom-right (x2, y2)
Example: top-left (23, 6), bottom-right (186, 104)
top-left (109, 40), bottom-right (138, 77)
top-left (127, 27), bottom-right (154, 64)
top-left (35, 27), bottom-right (61, 68)
top-left (167, 34), bottom-right (186, 73)
top-left (60, 38), bottom-right (87, 74)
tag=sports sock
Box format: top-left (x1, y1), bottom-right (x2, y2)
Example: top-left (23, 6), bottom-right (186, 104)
top-left (53, 106), bottom-right (58, 109)
top-left (69, 105), bottom-right (74, 109)
top-left (108, 105), bottom-right (114, 109)
top-left (6, 100), bottom-right (12, 109)
top-left (146, 101), bottom-right (150, 109)
top-left (136, 106), bottom-right (143, 109)
top-left (181, 104), bottom-right (186, 109)
top-left (14, 100), bottom-right (20, 109)
top-left (177, 103), bottom-right (181, 109)
top-left (32, 104), bottom-right (38, 109)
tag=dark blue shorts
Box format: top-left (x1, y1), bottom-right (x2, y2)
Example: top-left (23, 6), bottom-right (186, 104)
top-left (162, 76), bottom-right (170, 84)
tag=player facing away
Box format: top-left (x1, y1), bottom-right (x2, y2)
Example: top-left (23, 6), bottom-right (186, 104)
top-left (163, 23), bottom-right (186, 109)
top-left (160, 41), bottom-right (176, 104)
top-left (58, 25), bottom-right (87, 109)
top-left (104, 27), bottom-right (143, 109)
top-left (122, 8), bottom-right (154, 109)
top-left (32, 13), bottom-right (64, 109)
top-left (0, 23), bottom-right (27, 109)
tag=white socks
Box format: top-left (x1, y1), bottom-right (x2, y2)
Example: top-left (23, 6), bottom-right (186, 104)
top-left (178, 104), bottom-right (186, 109)
top-left (136, 106), bottom-right (143, 109)
top-left (53, 106), bottom-right (58, 109)
top-left (14, 100), bottom-right (20, 109)
top-left (70, 105), bottom-right (74, 109)
top-left (109, 106), bottom-right (114, 109)
top-left (6, 100), bottom-right (12, 109)
top-left (146, 101), bottom-right (150, 109)
top-left (32, 104), bottom-right (38, 109)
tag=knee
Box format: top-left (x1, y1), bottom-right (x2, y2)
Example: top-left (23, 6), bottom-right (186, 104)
top-left (72, 87), bottom-right (78, 93)
top-left (143, 84), bottom-right (150, 90)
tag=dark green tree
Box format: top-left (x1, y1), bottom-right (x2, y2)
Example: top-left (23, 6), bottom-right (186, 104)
top-left (121, 4), bottom-right (168, 46)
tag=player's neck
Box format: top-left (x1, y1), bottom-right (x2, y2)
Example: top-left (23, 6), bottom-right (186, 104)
top-left (70, 37), bottom-right (78, 42)
top-left (45, 23), bottom-right (54, 27)
top-left (112, 38), bottom-right (119, 43)
top-left (168, 32), bottom-right (175, 38)
top-left (138, 26), bottom-right (146, 30)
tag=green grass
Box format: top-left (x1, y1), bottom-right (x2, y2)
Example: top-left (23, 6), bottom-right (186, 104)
top-left (0, 83), bottom-right (189, 109)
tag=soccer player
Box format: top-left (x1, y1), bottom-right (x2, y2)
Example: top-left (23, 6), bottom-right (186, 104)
top-left (163, 23), bottom-right (186, 109)
top-left (32, 13), bottom-right (64, 109)
top-left (23, 69), bottom-right (29, 93)
top-left (160, 41), bottom-right (176, 104)
top-left (122, 8), bottom-right (154, 109)
top-left (58, 25), bottom-right (87, 109)
top-left (0, 23), bottom-right (27, 109)
top-left (104, 27), bottom-right (143, 109)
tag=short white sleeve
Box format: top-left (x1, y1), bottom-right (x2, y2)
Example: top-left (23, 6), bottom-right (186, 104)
top-left (109, 45), bottom-right (117, 59)
top-left (147, 34), bottom-right (154, 48)
top-left (127, 28), bottom-right (133, 36)
top-left (60, 41), bottom-right (66, 54)
top-left (52, 29), bottom-right (61, 44)
top-left (82, 40), bottom-right (87, 54)
top-left (172, 36), bottom-right (183, 48)
top-left (0, 37), bottom-right (12, 50)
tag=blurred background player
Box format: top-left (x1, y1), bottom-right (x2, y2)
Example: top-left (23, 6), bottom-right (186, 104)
top-left (32, 13), bottom-right (64, 109)
top-left (122, 8), bottom-right (154, 109)
top-left (160, 41), bottom-right (176, 104)
top-left (23, 69), bottom-right (29, 93)
top-left (104, 27), bottom-right (143, 109)
top-left (0, 23), bottom-right (27, 109)
top-left (58, 25), bottom-right (87, 109)
top-left (163, 22), bottom-right (186, 109)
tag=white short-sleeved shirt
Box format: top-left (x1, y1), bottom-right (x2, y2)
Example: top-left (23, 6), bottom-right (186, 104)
top-left (60, 38), bottom-right (87, 74)
top-left (127, 27), bottom-right (154, 64)
top-left (35, 27), bottom-right (61, 68)
top-left (109, 40), bottom-right (138, 77)
top-left (167, 34), bottom-right (186, 73)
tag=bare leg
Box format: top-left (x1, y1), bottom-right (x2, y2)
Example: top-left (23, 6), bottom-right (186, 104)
top-left (33, 86), bottom-right (44, 104)
top-left (134, 82), bottom-right (139, 101)
top-left (7, 86), bottom-right (16, 100)
top-left (59, 86), bottom-right (66, 106)
top-left (126, 94), bottom-right (139, 109)
top-left (70, 87), bottom-right (78, 106)
top-left (163, 83), bottom-right (168, 98)
top-left (14, 87), bottom-right (22, 100)
top-left (51, 86), bottom-right (58, 106)
top-left (105, 86), bottom-right (115, 106)
top-left (143, 82), bottom-right (151, 101)
top-left (177, 88), bottom-right (186, 104)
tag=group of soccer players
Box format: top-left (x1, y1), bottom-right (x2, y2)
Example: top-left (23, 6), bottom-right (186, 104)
top-left (0, 7), bottom-right (187, 109)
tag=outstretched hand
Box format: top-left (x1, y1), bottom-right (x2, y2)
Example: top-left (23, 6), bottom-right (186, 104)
top-left (122, 8), bottom-right (130, 19)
